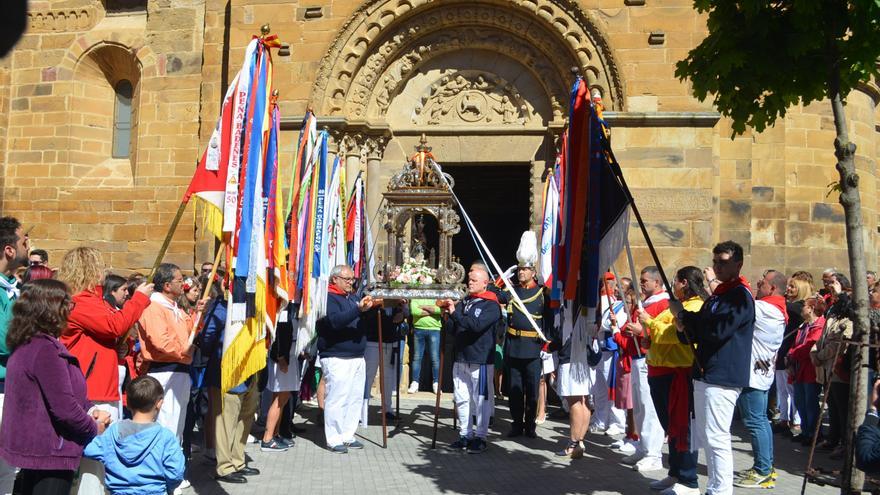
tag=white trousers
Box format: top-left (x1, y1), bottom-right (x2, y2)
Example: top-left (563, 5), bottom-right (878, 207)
top-left (590, 352), bottom-right (626, 430)
top-left (0, 393), bottom-right (13, 495)
top-left (117, 365), bottom-right (127, 414)
top-left (774, 370), bottom-right (800, 424)
top-left (693, 380), bottom-right (741, 495)
top-left (149, 370), bottom-right (191, 441)
top-left (321, 356), bottom-right (366, 447)
top-left (362, 342), bottom-right (397, 427)
top-left (452, 362), bottom-right (494, 439)
top-left (632, 358), bottom-right (664, 460)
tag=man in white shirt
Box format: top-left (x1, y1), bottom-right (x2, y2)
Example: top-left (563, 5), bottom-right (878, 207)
top-left (734, 270), bottom-right (786, 489)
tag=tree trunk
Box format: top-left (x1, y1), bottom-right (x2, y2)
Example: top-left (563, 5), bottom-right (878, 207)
top-left (830, 91), bottom-right (870, 495)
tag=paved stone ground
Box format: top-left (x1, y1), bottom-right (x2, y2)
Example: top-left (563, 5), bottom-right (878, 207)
top-left (186, 395), bottom-right (840, 495)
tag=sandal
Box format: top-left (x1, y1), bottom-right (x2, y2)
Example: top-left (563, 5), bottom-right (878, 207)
top-left (555, 440), bottom-right (584, 459)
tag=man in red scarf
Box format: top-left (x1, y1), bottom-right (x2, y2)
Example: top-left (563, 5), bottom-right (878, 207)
top-left (671, 241), bottom-right (755, 495)
top-left (316, 265), bottom-right (373, 454)
top-left (439, 265), bottom-right (501, 454)
top-left (733, 270), bottom-right (787, 489)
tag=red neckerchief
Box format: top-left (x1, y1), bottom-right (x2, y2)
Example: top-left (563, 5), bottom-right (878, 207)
top-left (759, 294), bottom-right (789, 324)
top-left (471, 290), bottom-right (499, 304)
top-left (520, 280), bottom-right (538, 290)
top-left (328, 284), bottom-right (346, 296)
top-left (713, 275), bottom-right (750, 296)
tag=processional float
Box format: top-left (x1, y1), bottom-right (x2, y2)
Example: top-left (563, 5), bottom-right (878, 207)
top-left (367, 136), bottom-right (466, 449)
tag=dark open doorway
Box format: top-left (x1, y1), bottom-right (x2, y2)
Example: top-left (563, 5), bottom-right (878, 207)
top-left (445, 163), bottom-right (532, 273)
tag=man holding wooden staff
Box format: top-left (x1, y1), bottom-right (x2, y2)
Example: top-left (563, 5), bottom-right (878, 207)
top-left (316, 264), bottom-right (373, 453)
top-left (438, 264), bottom-right (501, 454)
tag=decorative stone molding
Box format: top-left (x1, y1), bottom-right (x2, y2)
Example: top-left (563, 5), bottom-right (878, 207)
top-left (28, 8), bottom-right (99, 32)
top-left (366, 25), bottom-right (570, 123)
top-left (413, 71), bottom-right (534, 126)
top-left (311, 0), bottom-right (624, 118)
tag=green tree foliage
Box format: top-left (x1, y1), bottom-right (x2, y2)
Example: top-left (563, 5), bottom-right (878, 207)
top-left (675, 0), bottom-right (880, 135)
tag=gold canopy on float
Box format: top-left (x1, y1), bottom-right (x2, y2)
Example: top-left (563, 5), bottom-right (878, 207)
top-left (368, 135), bottom-right (465, 300)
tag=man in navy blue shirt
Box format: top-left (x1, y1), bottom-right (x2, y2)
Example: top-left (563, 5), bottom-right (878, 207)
top-left (439, 265), bottom-right (502, 454)
top-left (670, 241), bottom-right (755, 495)
top-left (316, 265), bottom-right (373, 453)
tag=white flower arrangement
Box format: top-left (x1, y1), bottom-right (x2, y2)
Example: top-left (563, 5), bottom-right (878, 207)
top-left (389, 254), bottom-right (437, 286)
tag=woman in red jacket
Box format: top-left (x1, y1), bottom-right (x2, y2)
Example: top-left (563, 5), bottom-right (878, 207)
top-left (787, 295), bottom-right (826, 445)
top-left (56, 247), bottom-right (153, 419)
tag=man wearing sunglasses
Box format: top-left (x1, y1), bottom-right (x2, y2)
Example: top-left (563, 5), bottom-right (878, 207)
top-left (670, 241), bottom-right (755, 495)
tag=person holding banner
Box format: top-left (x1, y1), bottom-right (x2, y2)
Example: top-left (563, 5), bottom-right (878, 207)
top-left (590, 273), bottom-right (628, 436)
top-left (503, 231), bottom-right (552, 439)
top-left (671, 241), bottom-right (755, 495)
top-left (137, 264), bottom-right (207, 444)
top-left (316, 265), bottom-right (373, 454)
top-left (439, 265), bottom-right (502, 454)
top-left (639, 266), bottom-right (707, 495)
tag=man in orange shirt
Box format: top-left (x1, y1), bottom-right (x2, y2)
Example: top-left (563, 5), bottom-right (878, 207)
top-left (137, 263), bottom-right (205, 441)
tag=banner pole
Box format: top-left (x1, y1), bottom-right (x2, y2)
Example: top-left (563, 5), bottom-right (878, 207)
top-left (147, 202), bottom-right (188, 282)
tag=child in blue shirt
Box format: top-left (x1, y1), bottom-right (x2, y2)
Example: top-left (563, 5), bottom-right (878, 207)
top-left (84, 375), bottom-right (185, 495)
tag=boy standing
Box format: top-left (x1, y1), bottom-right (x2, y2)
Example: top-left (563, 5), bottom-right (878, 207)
top-left (84, 376), bottom-right (185, 495)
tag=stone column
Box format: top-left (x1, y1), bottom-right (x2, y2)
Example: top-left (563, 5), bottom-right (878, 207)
top-left (364, 135), bottom-right (387, 240)
top-left (341, 133), bottom-right (364, 194)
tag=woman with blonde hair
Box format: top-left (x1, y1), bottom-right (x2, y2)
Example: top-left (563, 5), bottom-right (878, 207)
top-left (772, 272), bottom-right (814, 437)
top-left (57, 248), bottom-right (154, 493)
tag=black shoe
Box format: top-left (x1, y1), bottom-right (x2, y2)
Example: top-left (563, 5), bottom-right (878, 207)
top-left (467, 437), bottom-right (488, 454)
top-left (238, 466), bottom-right (260, 476)
top-left (525, 429), bottom-right (537, 439)
top-left (385, 412), bottom-right (397, 421)
top-left (216, 472), bottom-right (248, 484)
top-left (291, 423), bottom-right (306, 434)
top-left (447, 436), bottom-right (469, 451)
top-left (507, 426), bottom-right (523, 438)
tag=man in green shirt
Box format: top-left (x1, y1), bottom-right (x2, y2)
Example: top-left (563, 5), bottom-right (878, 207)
top-left (408, 298), bottom-right (442, 394)
top-left (0, 216), bottom-right (29, 493)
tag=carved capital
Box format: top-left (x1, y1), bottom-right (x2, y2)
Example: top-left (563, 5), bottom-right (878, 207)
top-left (364, 136), bottom-right (387, 161)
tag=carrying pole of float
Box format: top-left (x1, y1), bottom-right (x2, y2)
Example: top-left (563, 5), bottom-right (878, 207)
top-left (431, 313), bottom-right (448, 449)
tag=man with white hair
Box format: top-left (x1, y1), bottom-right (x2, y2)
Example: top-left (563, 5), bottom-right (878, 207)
top-left (316, 265), bottom-right (373, 453)
top-left (734, 270), bottom-right (787, 489)
top-left (439, 264), bottom-right (502, 454)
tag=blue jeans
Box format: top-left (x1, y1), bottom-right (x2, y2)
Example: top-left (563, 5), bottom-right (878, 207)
top-left (411, 329), bottom-right (440, 385)
top-left (794, 382), bottom-right (820, 438)
top-left (737, 387), bottom-right (773, 475)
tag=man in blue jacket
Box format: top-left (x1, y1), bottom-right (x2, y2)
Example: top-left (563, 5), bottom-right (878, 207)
top-left (316, 265), bottom-right (373, 453)
top-left (439, 264), bottom-right (502, 454)
top-left (670, 241), bottom-right (755, 495)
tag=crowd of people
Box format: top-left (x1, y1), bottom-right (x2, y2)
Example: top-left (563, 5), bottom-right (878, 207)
top-left (0, 215), bottom-right (879, 495)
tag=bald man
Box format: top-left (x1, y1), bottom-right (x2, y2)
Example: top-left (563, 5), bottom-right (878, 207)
top-left (439, 265), bottom-right (502, 454)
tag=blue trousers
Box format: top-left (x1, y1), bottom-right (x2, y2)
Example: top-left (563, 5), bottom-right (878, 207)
top-left (793, 382), bottom-right (820, 439)
top-left (411, 329), bottom-right (440, 386)
top-left (649, 374), bottom-right (698, 488)
top-left (737, 387), bottom-right (773, 475)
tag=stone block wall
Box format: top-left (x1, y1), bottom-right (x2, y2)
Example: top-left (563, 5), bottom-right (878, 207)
top-left (0, 0), bottom-right (876, 284)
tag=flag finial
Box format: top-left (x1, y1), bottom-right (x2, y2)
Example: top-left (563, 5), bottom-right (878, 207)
top-left (260, 24), bottom-right (271, 37)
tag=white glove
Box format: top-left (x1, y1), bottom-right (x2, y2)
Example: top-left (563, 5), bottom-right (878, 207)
top-left (502, 265), bottom-right (517, 281)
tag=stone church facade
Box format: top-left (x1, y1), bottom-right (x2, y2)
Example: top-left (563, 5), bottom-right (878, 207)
top-left (1, 0), bottom-right (878, 279)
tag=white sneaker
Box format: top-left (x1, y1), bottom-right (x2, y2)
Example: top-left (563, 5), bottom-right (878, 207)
top-left (618, 438), bottom-right (638, 455)
top-left (634, 456), bottom-right (664, 472)
top-left (650, 476), bottom-right (678, 491)
top-left (588, 423), bottom-right (606, 434)
top-left (621, 451), bottom-right (646, 465)
top-left (659, 483), bottom-right (700, 495)
top-left (179, 479), bottom-right (191, 489)
top-left (605, 424), bottom-right (625, 436)
top-left (432, 382), bottom-right (439, 394)
top-left (247, 434), bottom-right (258, 444)
top-left (408, 381), bottom-right (419, 394)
